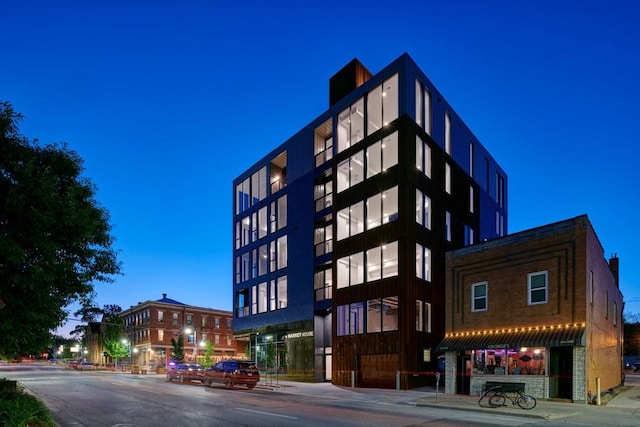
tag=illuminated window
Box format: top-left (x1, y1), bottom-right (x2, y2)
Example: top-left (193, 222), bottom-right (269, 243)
top-left (445, 112), bottom-right (451, 154)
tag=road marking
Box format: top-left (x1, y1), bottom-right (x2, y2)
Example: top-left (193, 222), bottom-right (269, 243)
top-left (236, 408), bottom-right (297, 419)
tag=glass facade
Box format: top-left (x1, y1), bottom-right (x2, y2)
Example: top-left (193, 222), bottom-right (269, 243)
top-left (232, 54), bottom-right (507, 387)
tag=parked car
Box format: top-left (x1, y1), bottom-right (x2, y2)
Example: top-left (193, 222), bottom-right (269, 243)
top-left (203, 360), bottom-right (260, 389)
top-left (166, 363), bottom-right (205, 383)
top-left (65, 360), bottom-right (79, 369)
top-left (76, 362), bottom-right (96, 371)
top-left (633, 363), bottom-right (640, 373)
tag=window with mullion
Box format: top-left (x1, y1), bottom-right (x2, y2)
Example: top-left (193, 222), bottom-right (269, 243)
top-left (472, 282), bottom-right (487, 312)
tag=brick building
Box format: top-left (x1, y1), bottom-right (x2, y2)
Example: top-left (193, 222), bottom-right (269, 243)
top-left (85, 294), bottom-right (246, 369)
top-left (437, 215), bottom-right (623, 403)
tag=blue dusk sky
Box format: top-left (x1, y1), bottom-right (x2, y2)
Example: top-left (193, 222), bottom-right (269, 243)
top-left (1, 1), bottom-right (639, 335)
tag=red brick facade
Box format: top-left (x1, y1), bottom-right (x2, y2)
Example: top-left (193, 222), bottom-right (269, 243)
top-left (440, 215), bottom-right (623, 403)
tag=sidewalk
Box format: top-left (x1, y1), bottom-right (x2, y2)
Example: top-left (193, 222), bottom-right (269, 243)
top-left (251, 378), bottom-right (640, 420)
top-left (131, 372), bottom-right (640, 420)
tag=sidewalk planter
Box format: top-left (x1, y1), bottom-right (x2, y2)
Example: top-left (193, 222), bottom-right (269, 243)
top-left (132, 365), bottom-right (140, 374)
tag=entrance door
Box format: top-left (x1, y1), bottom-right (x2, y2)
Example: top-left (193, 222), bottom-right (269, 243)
top-left (325, 354), bottom-right (332, 381)
top-left (456, 353), bottom-right (471, 394)
top-left (550, 347), bottom-right (573, 399)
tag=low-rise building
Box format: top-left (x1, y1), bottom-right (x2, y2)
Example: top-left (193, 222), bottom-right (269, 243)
top-left (86, 294), bottom-right (247, 369)
top-left (437, 215), bottom-right (623, 403)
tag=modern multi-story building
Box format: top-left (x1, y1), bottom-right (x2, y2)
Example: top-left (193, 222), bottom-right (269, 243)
top-left (85, 294), bottom-right (245, 369)
top-left (232, 53), bottom-right (507, 388)
top-left (437, 215), bottom-right (623, 403)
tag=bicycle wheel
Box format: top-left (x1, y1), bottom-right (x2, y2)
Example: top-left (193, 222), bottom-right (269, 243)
top-left (517, 394), bottom-right (537, 409)
top-left (488, 392), bottom-right (506, 407)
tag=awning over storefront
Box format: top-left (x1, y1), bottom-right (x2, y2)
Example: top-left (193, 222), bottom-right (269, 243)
top-left (436, 325), bottom-right (585, 351)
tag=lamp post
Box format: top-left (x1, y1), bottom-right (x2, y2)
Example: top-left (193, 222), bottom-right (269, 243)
top-left (184, 327), bottom-right (197, 363)
top-left (121, 339), bottom-right (131, 370)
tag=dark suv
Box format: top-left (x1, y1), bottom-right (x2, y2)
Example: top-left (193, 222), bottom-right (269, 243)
top-left (166, 363), bottom-right (205, 383)
top-left (204, 360), bottom-right (260, 389)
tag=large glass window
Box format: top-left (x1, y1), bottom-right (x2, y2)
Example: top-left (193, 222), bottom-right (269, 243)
top-left (314, 118), bottom-right (333, 166)
top-left (337, 241), bottom-right (398, 288)
top-left (251, 248), bottom-right (257, 278)
top-left (340, 299), bottom-right (397, 336)
top-left (445, 163), bottom-right (451, 194)
top-left (236, 289), bottom-right (249, 318)
top-left (236, 177), bottom-right (250, 215)
top-left (415, 80), bottom-right (423, 127)
top-left (314, 266), bottom-right (332, 301)
top-left (337, 98), bottom-right (364, 153)
top-left (367, 132), bottom-right (399, 177)
top-left (382, 241), bottom-right (398, 279)
top-left (277, 195), bottom-right (287, 230)
top-left (472, 282), bottom-right (488, 311)
top-left (241, 252), bottom-right (250, 282)
top-left (528, 271), bottom-right (548, 305)
top-left (416, 244), bottom-right (431, 281)
top-left (416, 136), bottom-right (431, 178)
top-left (382, 296), bottom-right (398, 331)
top-left (314, 220), bottom-right (333, 257)
top-left (339, 132), bottom-right (398, 193)
top-left (337, 150), bottom-right (364, 193)
top-left (367, 186), bottom-right (398, 230)
top-left (337, 302), bottom-right (364, 336)
top-left (314, 170), bottom-right (333, 212)
top-left (277, 236), bottom-right (287, 270)
top-left (445, 112), bottom-right (452, 155)
top-left (416, 190), bottom-right (431, 230)
top-left (251, 167), bottom-right (267, 205)
top-left (473, 348), bottom-right (546, 376)
top-left (425, 88), bottom-right (432, 136)
top-left (258, 244), bottom-right (268, 276)
top-left (367, 297), bottom-right (398, 333)
top-left (258, 282), bottom-right (267, 313)
top-left (350, 252), bottom-right (364, 286)
top-left (366, 246), bottom-right (382, 282)
top-left (236, 216), bottom-right (250, 249)
top-left (269, 241), bottom-right (276, 272)
top-left (382, 132), bottom-right (398, 171)
top-left (337, 256), bottom-right (349, 289)
top-left (367, 74), bottom-right (398, 136)
top-left (258, 206), bottom-right (267, 239)
top-left (277, 276), bottom-right (288, 309)
top-left (366, 140), bottom-right (381, 178)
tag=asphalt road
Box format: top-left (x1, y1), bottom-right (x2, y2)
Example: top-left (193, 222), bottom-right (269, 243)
top-left (2, 363), bottom-right (639, 426)
top-left (2, 364), bottom-right (538, 426)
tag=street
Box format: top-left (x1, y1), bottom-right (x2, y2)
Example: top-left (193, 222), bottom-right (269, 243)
top-left (2, 363), bottom-right (639, 426)
top-left (2, 363), bottom-right (526, 426)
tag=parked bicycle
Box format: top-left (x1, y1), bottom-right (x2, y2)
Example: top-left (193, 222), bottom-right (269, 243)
top-left (478, 383), bottom-right (537, 410)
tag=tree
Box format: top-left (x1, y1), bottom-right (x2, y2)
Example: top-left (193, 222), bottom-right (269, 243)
top-left (100, 307), bottom-right (127, 369)
top-left (624, 312), bottom-right (640, 357)
top-left (170, 335), bottom-right (185, 363)
top-left (0, 101), bottom-right (122, 358)
top-left (202, 340), bottom-right (215, 367)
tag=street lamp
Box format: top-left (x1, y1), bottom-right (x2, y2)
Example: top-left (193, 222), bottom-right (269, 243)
top-left (122, 339), bottom-right (131, 367)
top-left (184, 327), bottom-right (197, 363)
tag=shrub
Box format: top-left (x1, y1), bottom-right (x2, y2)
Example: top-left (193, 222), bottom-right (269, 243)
top-left (0, 379), bottom-right (55, 427)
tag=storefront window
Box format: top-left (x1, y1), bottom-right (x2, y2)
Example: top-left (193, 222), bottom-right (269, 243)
top-left (472, 348), bottom-right (546, 376)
